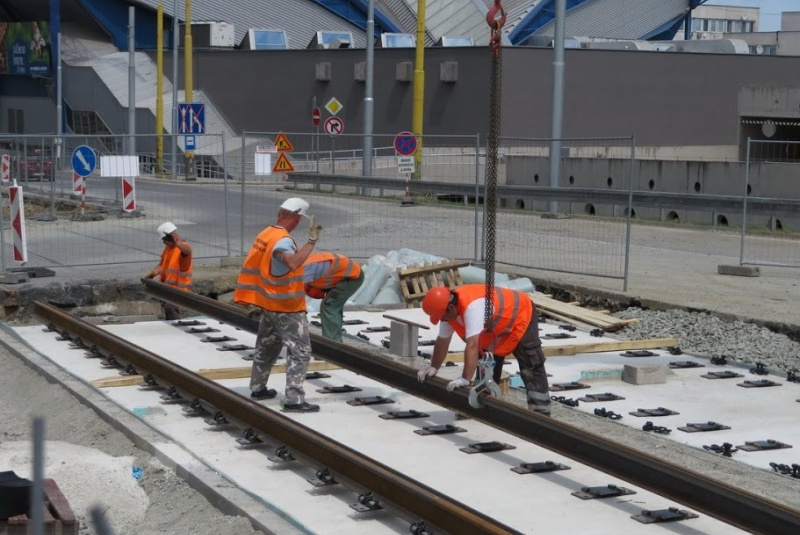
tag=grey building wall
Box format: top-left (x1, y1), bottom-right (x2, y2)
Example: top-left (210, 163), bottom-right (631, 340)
top-left (160, 47), bottom-right (800, 149)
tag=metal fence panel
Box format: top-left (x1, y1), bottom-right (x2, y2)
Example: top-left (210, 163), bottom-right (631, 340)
top-left (741, 139), bottom-right (800, 268)
top-left (238, 132), bottom-right (482, 262)
top-left (0, 133), bottom-right (232, 270)
top-left (493, 137), bottom-right (634, 284)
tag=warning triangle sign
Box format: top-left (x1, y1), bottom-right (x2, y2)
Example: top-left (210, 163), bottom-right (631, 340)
top-left (274, 133), bottom-right (294, 152)
top-left (272, 153), bottom-right (295, 173)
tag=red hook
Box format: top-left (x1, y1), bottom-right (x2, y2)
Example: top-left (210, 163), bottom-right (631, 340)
top-left (486, 1), bottom-right (506, 31)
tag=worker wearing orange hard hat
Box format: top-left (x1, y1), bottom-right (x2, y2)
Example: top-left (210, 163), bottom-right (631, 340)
top-left (418, 284), bottom-right (550, 416)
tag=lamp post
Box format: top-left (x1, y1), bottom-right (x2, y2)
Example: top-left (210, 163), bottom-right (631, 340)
top-left (362, 0), bottom-right (374, 177)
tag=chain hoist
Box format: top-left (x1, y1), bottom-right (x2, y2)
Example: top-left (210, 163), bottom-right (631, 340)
top-left (473, 1), bottom-right (505, 409)
top-left (484, 0), bottom-right (505, 333)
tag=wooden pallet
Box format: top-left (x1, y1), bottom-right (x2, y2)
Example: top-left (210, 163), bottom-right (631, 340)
top-left (397, 260), bottom-right (470, 308)
top-left (1, 479), bottom-right (79, 535)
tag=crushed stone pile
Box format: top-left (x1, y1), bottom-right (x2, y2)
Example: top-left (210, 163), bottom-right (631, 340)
top-left (613, 307), bottom-right (800, 373)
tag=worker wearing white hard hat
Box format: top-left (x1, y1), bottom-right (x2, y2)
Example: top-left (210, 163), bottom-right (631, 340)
top-left (234, 198), bottom-right (323, 412)
top-left (146, 221), bottom-right (194, 320)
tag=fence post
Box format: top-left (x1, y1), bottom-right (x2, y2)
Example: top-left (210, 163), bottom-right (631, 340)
top-left (739, 137), bottom-right (751, 266)
top-left (222, 133), bottom-right (231, 257)
top-left (623, 136), bottom-right (635, 292)
top-left (240, 131), bottom-right (247, 256)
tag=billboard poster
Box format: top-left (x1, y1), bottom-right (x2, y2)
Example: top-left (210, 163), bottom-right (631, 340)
top-left (0, 21), bottom-right (52, 76)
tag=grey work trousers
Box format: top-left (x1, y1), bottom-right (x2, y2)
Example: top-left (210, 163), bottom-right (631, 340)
top-left (510, 311), bottom-right (551, 415)
top-left (250, 310), bottom-right (311, 404)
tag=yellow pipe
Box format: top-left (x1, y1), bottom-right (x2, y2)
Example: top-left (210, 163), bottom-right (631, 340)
top-left (184, 0), bottom-right (194, 167)
top-left (156, 2), bottom-right (163, 173)
top-left (184, 0), bottom-right (192, 104)
top-left (412, 0), bottom-right (426, 180)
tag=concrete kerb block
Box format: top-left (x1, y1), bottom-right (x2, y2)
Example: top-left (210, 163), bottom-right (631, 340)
top-left (622, 363), bottom-right (674, 385)
top-left (220, 256), bottom-right (247, 268)
top-left (389, 320), bottom-right (418, 358)
top-left (717, 264), bottom-right (760, 277)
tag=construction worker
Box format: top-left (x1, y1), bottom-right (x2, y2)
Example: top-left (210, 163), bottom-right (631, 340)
top-left (234, 198), bottom-right (323, 413)
top-left (145, 222), bottom-right (193, 320)
top-left (304, 252), bottom-right (364, 342)
top-left (417, 285), bottom-right (551, 416)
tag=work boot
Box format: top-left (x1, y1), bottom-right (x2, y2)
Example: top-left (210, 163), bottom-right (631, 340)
top-left (250, 387), bottom-right (277, 400)
top-left (283, 402), bottom-right (320, 413)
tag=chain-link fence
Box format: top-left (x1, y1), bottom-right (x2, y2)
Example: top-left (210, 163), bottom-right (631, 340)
top-left (0, 133), bottom-right (233, 270)
top-left (741, 139), bottom-right (800, 268)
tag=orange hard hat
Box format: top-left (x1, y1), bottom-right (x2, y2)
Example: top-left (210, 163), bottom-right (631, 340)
top-left (422, 286), bottom-right (452, 325)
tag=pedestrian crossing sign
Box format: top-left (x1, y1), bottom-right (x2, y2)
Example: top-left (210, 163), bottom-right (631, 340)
top-left (274, 133), bottom-right (294, 152)
top-left (272, 153), bottom-right (295, 173)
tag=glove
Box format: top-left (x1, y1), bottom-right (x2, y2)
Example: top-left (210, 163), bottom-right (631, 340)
top-left (417, 365), bottom-right (438, 382)
top-left (308, 216), bottom-right (322, 243)
top-left (246, 307), bottom-right (262, 319)
top-left (446, 377), bottom-right (470, 392)
top-left (145, 270), bottom-right (156, 279)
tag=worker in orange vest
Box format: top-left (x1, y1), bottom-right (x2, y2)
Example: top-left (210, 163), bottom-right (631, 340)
top-left (418, 284), bottom-right (551, 415)
top-left (234, 198), bottom-right (323, 413)
top-left (304, 252), bottom-right (364, 341)
top-left (145, 222), bottom-right (193, 320)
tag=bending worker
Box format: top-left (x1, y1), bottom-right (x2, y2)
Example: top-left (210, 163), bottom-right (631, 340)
top-left (145, 222), bottom-right (193, 320)
top-left (234, 198), bottom-right (323, 413)
top-left (417, 284), bottom-right (551, 416)
top-left (304, 252), bottom-right (364, 342)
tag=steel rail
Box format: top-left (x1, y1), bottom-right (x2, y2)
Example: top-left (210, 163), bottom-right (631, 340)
top-left (290, 172), bottom-right (800, 216)
top-left (33, 300), bottom-right (521, 535)
top-left (144, 279), bottom-right (800, 535)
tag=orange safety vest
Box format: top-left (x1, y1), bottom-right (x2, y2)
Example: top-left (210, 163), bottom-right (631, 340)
top-left (234, 226), bottom-right (306, 312)
top-left (159, 244), bottom-right (193, 291)
top-left (304, 252), bottom-right (362, 294)
top-left (448, 285), bottom-right (533, 356)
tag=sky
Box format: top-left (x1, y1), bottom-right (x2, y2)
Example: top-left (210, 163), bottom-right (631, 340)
top-left (705, 1), bottom-right (798, 31)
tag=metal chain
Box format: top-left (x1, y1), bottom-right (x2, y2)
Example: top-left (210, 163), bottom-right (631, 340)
top-left (484, 1), bottom-right (505, 333)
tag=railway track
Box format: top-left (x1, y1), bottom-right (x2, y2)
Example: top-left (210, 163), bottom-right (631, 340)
top-left (30, 281), bottom-right (800, 535)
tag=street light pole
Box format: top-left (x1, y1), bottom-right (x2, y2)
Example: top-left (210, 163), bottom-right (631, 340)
top-left (362, 0), bottom-right (374, 177)
top-left (548, 0), bottom-right (566, 213)
top-left (171, 0), bottom-right (178, 179)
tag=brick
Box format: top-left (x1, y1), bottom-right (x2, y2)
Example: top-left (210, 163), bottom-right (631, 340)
top-left (45, 479), bottom-right (78, 534)
top-left (717, 264), bottom-right (760, 277)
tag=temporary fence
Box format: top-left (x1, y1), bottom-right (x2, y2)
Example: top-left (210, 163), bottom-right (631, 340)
top-left (490, 136), bottom-right (634, 286)
top-left (0, 133), bottom-right (232, 270)
top-left (741, 139), bottom-right (800, 269)
top-left (237, 132), bottom-right (483, 262)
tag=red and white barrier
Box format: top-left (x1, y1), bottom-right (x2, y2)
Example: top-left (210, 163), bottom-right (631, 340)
top-left (1, 154), bottom-right (9, 183)
top-left (72, 171), bottom-right (83, 195)
top-left (9, 182), bottom-right (27, 263)
top-left (122, 177), bottom-right (136, 212)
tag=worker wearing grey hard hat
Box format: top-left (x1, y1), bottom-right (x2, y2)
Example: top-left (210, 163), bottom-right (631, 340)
top-left (234, 198), bottom-right (324, 413)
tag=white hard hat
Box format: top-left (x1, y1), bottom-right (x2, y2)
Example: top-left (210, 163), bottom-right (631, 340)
top-left (280, 197), bottom-right (310, 217)
top-left (157, 222), bottom-right (178, 237)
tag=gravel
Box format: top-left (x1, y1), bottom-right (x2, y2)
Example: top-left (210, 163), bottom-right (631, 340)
top-left (613, 307), bottom-right (800, 373)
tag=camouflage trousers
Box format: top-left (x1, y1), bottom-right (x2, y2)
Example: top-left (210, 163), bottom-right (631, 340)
top-left (510, 312), bottom-right (551, 415)
top-left (250, 310), bottom-right (311, 404)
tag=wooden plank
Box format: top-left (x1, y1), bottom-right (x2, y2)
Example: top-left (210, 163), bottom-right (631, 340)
top-left (441, 337), bottom-right (678, 363)
top-left (91, 360), bottom-right (341, 388)
top-left (530, 293), bottom-right (630, 331)
top-left (382, 314), bottom-right (431, 330)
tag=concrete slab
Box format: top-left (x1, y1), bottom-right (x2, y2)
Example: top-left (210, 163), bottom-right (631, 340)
top-left (718, 264), bottom-right (760, 277)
